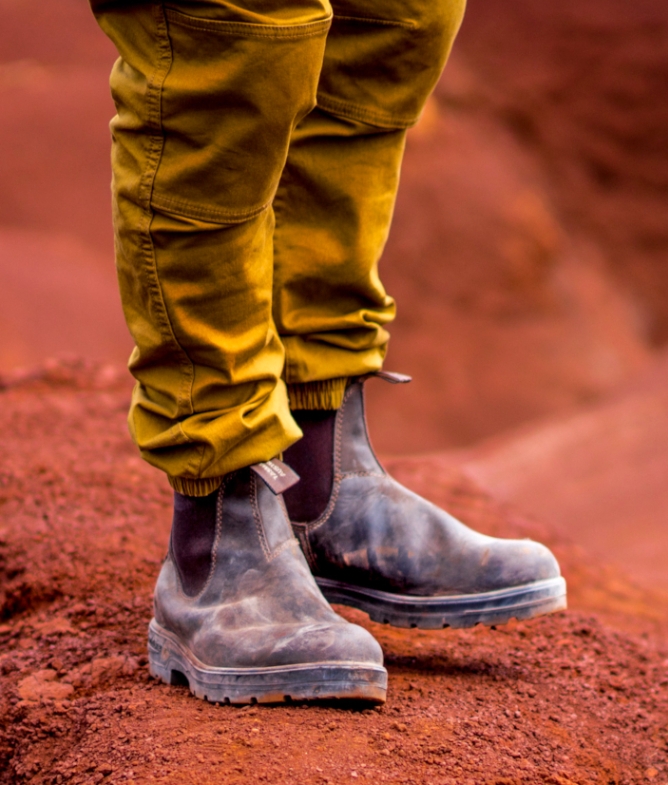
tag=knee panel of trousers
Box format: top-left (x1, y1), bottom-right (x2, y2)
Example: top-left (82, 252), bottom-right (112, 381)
top-left (104, 2), bottom-right (332, 225)
top-left (317, 0), bottom-right (466, 129)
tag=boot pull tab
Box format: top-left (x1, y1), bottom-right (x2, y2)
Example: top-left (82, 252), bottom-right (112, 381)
top-left (251, 459), bottom-right (300, 495)
top-left (372, 370), bottom-right (412, 384)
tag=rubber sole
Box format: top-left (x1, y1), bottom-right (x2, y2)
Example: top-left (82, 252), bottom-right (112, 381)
top-left (147, 620), bottom-right (387, 705)
top-left (316, 576), bottom-right (567, 629)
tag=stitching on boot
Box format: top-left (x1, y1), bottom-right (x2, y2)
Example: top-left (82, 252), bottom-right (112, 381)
top-left (191, 479), bottom-right (226, 600)
top-left (268, 496), bottom-right (303, 564)
top-left (291, 522), bottom-right (318, 569)
top-left (267, 537), bottom-right (297, 563)
top-left (359, 378), bottom-right (386, 476)
top-left (304, 384), bottom-right (352, 534)
top-left (250, 472), bottom-right (272, 561)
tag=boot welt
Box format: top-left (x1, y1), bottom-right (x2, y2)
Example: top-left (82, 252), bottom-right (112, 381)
top-left (148, 620), bottom-right (388, 705)
top-left (315, 576), bottom-right (567, 630)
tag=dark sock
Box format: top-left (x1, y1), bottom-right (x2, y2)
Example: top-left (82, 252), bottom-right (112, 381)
top-left (170, 489), bottom-right (218, 596)
top-left (282, 409), bottom-right (336, 523)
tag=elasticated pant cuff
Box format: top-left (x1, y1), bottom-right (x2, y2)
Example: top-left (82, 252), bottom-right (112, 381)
top-left (287, 378), bottom-right (348, 410)
top-left (169, 475), bottom-right (224, 497)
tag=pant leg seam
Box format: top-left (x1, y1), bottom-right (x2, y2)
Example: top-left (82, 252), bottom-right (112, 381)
top-left (151, 192), bottom-right (272, 224)
top-left (316, 93), bottom-right (417, 129)
top-left (137, 4), bottom-right (199, 449)
top-left (271, 171), bottom-right (295, 384)
top-left (164, 8), bottom-right (332, 39)
top-left (334, 15), bottom-right (416, 30)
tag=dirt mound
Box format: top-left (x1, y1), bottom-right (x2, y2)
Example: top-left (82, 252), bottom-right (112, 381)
top-left (1, 365), bottom-right (667, 784)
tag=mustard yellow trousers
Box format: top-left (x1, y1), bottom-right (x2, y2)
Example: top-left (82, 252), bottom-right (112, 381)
top-left (91, 0), bottom-right (465, 495)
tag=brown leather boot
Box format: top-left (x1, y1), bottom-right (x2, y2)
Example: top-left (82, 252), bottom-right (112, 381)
top-left (283, 376), bottom-right (566, 630)
top-left (149, 461), bottom-right (387, 704)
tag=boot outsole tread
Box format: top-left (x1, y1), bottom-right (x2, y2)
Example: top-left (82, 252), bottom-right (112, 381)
top-left (148, 620), bottom-right (387, 705)
top-left (316, 576), bottom-right (567, 629)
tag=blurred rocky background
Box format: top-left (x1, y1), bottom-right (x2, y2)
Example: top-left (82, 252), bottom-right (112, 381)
top-left (1, 0), bottom-right (667, 593)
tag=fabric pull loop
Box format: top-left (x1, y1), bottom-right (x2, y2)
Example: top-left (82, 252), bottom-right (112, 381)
top-left (251, 459), bottom-right (301, 495)
top-left (372, 370), bottom-right (412, 384)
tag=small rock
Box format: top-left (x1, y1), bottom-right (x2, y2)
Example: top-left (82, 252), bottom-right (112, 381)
top-left (18, 672), bottom-right (75, 702)
top-left (91, 656), bottom-right (126, 685)
top-left (0, 658), bottom-right (18, 675)
top-left (121, 657), bottom-right (139, 677)
top-left (645, 769), bottom-right (659, 780)
top-left (64, 663), bottom-right (92, 689)
top-left (32, 617), bottom-right (75, 637)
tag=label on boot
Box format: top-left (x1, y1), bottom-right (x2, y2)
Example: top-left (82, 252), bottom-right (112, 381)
top-left (251, 460), bottom-right (300, 495)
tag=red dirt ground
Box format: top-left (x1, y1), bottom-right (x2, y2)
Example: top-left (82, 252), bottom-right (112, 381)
top-left (1, 363), bottom-right (667, 785)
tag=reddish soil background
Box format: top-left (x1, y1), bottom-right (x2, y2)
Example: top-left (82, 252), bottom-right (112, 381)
top-left (1, 363), bottom-right (667, 785)
top-left (2, 0), bottom-right (668, 782)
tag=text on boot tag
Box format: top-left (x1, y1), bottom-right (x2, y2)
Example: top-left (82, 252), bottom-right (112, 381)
top-left (251, 460), bottom-right (300, 495)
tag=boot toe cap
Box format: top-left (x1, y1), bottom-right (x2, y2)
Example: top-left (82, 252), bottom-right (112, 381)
top-left (290, 619), bottom-right (383, 665)
top-left (484, 538), bottom-right (561, 591)
top-left (194, 617), bottom-right (383, 670)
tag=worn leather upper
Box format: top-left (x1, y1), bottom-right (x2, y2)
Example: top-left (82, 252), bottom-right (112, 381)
top-left (154, 468), bottom-right (383, 669)
top-left (291, 381), bottom-right (561, 596)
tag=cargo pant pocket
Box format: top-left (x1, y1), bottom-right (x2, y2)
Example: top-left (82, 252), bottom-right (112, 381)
top-left (152, 6), bottom-right (332, 223)
top-left (317, 0), bottom-right (465, 129)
